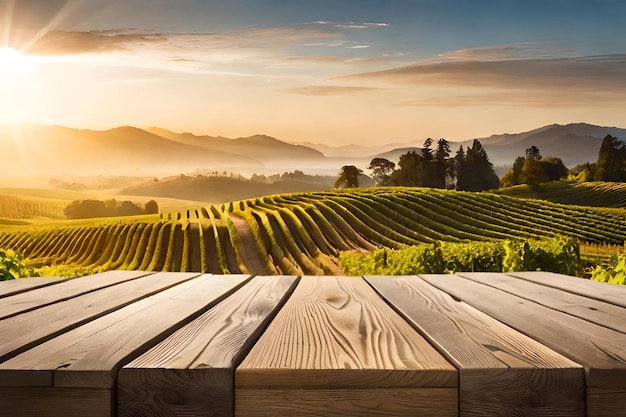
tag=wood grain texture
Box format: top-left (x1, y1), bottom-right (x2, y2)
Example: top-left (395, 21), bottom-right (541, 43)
top-left (0, 272), bottom-right (201, 363)
top-left (587, 388), bottom-right (626, 417)
top-left (0, 387), bottom-right (110, 417)
top-left (508, 271), bottom-right (626, 308)
top-left (236, 276), bottom-right (457, 417)
top-left (236, 388), bottom-right (458, 417)
top-left (459, 272), bottom-right (626, 333)
top-left (365, 275), bottom-right (585, 416)
top-left (0, 277), bottom-right (69, 298)
top-left (0, 270), bottom-right (150, 319)
top-left (117, 275), bottom-right (298, 417)
top-left (0, 274), bottom-right (250, 390)
top-left (420, 273), bottom-right (626, 391)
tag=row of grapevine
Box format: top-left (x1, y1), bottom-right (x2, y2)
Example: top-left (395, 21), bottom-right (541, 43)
top-left (0, 195), bottom-right (66, 219)
top-left (496, 181), bottom-right (626, 208)
top-left (0, 187), bottom-right (624, 276)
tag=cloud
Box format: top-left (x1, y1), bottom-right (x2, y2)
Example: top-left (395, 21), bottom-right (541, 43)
top-left (347, 45), bottom-right (370, 49)
top-left (282, 85), bottom-right (377, 96)
top-left (337, 54), bottom-right (626, 92)
top-left (18, 23), bottom-right (343, 56)
top-left (437, 43), bottom-right (576, 62)
top-left (334, 22), bottom-right (389, 29)
top-left (399, 90), bottom-right (626, 108)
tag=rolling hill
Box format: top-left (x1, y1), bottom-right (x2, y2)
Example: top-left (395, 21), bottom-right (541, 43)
top-left (367, 123), bottom-right (626, 169)
top-left (0, 124), bottom-right (329, 180)
top-left (1, 188), bottom-right (623, 276)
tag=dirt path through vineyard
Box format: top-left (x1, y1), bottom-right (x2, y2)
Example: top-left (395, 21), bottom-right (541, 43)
top-left (229, 214), bottom-right (273, 275)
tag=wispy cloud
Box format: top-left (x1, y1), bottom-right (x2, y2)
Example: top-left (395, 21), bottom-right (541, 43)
top-left (399, 90), bottom-right (626, 107)
top-left (282, 85), bottom-right (376, 96)
top-left (337, 53), bottom-right (626, 92)
top-left (334, 22), bottom-right (389, 29)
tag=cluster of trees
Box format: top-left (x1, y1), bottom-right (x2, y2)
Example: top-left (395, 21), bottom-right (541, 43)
top-left (64, 199), bottom-right (158, 219)
top-left (500, 146), bottom-right (569, 187)
top-left (337, 138), bottom-right (499, 192)
top-left (502, 134), bottom-right (626, 187)
top-left (571, 135), bottom-right (626, 183)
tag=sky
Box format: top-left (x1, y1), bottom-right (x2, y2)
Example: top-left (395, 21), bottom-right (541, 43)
top-left (1, 0), bottom-right (625, 146)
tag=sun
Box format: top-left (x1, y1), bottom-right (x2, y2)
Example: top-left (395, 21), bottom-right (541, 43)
top-left (0, 47), bottom-right (34, 77)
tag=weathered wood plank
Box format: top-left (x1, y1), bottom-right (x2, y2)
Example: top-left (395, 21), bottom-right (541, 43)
top-left (0, 270), bottom-right (151, 319)
top-left (0, 274), bottom-right (250, 390)
top-left (508, 271), bottom-right (626, 308)
top-left (587, 387), bottom-right (626, 417)
top-left (117, 275), bottom-right (298, 417)
top-left (236, 388), bottom-right (457, 417)
top-left (0, 272), bottom-right (201, 363)
top-left (236, 276), bottom-right (458, 417)
top-left (0, 277), bottom-right (70, 298)
top-left (366, 275), bottom-right (585, 416)
top-left (0, 387), bottom-right (110, 417)
top-left (421, 273), bottom-right (626, 417)
top-left (459, 272), bottom-right (626, 333)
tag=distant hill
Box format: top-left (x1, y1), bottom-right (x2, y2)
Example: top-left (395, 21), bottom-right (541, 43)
top-left (145, 127), bottom-right (326, 164)
top-left (0, 124), bottom-right (329, 180)
top-left (368, 123), bottom-right (626, 169)
top-left (467, 123), bottom-right (626, 167)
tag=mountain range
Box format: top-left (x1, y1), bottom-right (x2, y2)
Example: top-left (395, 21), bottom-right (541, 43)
top-left (1, 122), bottom-right (624, 182)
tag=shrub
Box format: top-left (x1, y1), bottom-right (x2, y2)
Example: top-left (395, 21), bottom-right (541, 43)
top-left (340, 237), bottom-right (580, 276)
top-left (0, 249), bottom-right (37, 280)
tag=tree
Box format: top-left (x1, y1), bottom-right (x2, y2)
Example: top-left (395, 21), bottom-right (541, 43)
top-left (525, 146), bottom-right (542, 161)
top-left (540, 157), bottom-right (568, 182)
top-left (64, 199), bottom-right (107, 219)
top-left (432, 138), bottom-right (451, 189)
top-left (335, 165), bottom-right (363, 188)
top-left (368, 158), bottom-right (395, 186)
top-left (144, 200), bottom-right (159, 214)
top-left (392, 150), bottom-right (421, 186)
top-left (459, 140), bottom-right (499, 191)
top-left (452, 145), bottom-right (467, 189)
top-left (594, 134), bottom-right (626, 181)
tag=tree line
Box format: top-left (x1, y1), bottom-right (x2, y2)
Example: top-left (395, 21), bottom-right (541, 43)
top-left (336, 134), bottom-right (626, 190)
top-left (336, 138), bottom-right (499, 192)
top-left (64, 199), bottom-right (158, 219)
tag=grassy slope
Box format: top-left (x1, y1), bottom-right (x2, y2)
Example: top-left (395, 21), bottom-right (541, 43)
top-left (0, 187), bottom-right (624, 276)
top-left (495, 181), bottom-right (626, 208)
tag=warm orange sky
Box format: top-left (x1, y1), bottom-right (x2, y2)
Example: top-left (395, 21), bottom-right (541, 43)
top-left (1, 0), bottom-right (625, 146)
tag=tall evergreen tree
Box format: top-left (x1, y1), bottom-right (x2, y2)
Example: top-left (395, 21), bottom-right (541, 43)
top-left (433, 138), bottom-right (451, 189)
top-left (594, 134), bottom-right (626, 181)
top-left (453, 145), bottom-right (467, 190)
top-left (459, 140), bottom-right (499, 191)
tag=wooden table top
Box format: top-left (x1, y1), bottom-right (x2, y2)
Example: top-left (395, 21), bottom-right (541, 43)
top-left (0, 271), bottom-right (624, 417)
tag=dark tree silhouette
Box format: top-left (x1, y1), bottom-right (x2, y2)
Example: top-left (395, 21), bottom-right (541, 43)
top-left (335, 165), bottom-right (363, 188)
top-left (368, 158), bottom-right (395, 186)
top-left (594, 134), bottom-right (626, 181)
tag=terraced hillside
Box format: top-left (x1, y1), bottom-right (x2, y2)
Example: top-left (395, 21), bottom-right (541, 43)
top-left (0, 194), bottom-right (67, 219)
top-left (0, 188), bottom-right (624, 275)
top-left (496, 181), bottom-right (626, 208)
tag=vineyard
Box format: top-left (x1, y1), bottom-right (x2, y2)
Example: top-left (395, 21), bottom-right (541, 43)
top-left (496, 181), bottom-right (626, 208)
top-left (0, 187), bottom-right (625, 276)
top-left (0, 194), bottom-right (67, 219)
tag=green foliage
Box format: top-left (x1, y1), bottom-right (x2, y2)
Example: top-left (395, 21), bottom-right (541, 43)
top-left (335, 165), bottom-right (363, 188)
top-left (0, 249), bottom-right (37, 280)
top-left (595, 134), bottom-right (626, 182)
top-left (340, 237), bottom-right (580, 276)
top-left (591, 255), bottom-right (626, 285)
